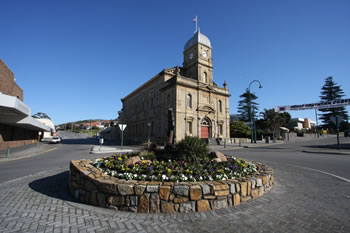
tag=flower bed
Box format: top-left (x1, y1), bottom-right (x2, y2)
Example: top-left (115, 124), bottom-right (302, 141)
top-left (92, 153), bottom-right (257, 182)
top-left (69, 154), bottom-right (274, 214)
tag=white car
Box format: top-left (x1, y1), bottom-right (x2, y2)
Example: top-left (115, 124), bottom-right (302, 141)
top-left (49, 136), bottom-right (62, 144)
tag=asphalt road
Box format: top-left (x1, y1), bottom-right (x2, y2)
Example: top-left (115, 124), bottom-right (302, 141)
top-left (0, 132), bottom-right (349, 184)
top-left (225, 136), bottom-right (350, 181)
top-left (0, 131), bottom-right (102, 183)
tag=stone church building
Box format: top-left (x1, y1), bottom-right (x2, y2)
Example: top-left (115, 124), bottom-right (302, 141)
top-left (120, 30), bottom-right (230, 144)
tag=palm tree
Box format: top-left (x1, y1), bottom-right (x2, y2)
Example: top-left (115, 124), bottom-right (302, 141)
top-left (261, 109), bottom-right (290, 140)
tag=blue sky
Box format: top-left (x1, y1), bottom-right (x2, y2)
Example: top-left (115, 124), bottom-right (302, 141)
top-left (1, 0), bottom-right (349, 125)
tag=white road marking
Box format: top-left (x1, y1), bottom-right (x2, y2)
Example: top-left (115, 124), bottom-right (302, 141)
top-left (294, 165), bottom-right (350, 183)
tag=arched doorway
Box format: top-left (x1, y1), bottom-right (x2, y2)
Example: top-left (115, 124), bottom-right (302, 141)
top-left (201, 118), bottom-right (211, 139)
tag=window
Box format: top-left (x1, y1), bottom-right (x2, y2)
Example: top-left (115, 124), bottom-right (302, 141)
top-left (203, 72), bottom-right (207, 83)
top-left (219, 124), bottom-right (223, 135)
top-left (218, 100), bottom-right (222, 112)
top-left (186, 94), bottom-right (192, 108)
top-left (187, 121), bottom-right (193, 135)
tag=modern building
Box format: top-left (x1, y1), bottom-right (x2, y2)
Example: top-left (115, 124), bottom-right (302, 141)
top-left (120, 30), bottom-right (230, 144)
top-left (0, 59), bottom-right (50, 149)
top-left (36, 118), bottom-right (56, 140)
top-left (289, 118), bottom-right (316, 130)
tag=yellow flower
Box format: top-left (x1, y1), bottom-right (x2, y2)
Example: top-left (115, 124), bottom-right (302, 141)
top-left (118, 157), bottom-right (122, 161)
top-left (142, 160), bottom-right (146, 164)
top-left (167, 169), bottom-right (171, 173)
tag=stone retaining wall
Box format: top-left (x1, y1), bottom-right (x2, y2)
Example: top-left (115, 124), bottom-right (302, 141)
top-left (69, 160), bottom-right (274, 213)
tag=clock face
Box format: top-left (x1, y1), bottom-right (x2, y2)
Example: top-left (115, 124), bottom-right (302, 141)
top-left (189, 52), bottom-right (194, 60)
top-left (201, 50), bottom-right (208, 57)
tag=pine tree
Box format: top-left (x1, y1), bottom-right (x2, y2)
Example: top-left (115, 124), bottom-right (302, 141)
top-left (319, 76), bottom-right (348, 130)
top-left (237, 90), bottom-right (259, 122)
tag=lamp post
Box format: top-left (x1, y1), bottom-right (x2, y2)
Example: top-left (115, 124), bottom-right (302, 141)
top-left (248, 80), bottom-right (263, 143)
top-left (118, 111), bottom-right (124, 150)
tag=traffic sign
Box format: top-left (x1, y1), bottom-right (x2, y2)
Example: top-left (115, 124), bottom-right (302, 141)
top-left (119, 124), bottom-right (127, 131)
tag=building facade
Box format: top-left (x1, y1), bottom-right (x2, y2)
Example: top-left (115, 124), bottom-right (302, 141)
top-left (0, 59), bottom-right (50, 149)
top-left (120, 31), bottom-right (230, 144)
top-left (0, 59), bottom-right (23, 101)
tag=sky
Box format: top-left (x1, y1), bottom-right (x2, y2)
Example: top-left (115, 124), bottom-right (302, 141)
top-left (1, 0), bottom-right (349, 125)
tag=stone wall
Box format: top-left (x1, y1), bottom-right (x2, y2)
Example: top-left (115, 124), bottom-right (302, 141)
top-left (69, 159), bottom-right (274, 213)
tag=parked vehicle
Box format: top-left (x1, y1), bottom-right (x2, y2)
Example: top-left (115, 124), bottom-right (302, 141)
top-left (344, 130), bottom-right (350, 137)
top-left (49, 136), bottom-right (62, 144)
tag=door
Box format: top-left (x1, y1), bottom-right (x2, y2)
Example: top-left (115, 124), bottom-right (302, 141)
top-left (201, 126), bottom-right (209, 138)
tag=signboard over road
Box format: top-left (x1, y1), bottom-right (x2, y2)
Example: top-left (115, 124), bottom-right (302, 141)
top-left (275, 98), bottom-right (350, 112)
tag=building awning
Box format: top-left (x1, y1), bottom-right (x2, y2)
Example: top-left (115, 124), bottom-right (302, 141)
top-left (0, 92), bottom-right (50, 132)
top-left (17, 116), bottom-right (51, 131)
top-left (0, 92), bottom-right (31, 123)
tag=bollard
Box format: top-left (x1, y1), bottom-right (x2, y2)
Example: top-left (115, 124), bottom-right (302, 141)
top-left (6, 147), bottom-right (10, 159)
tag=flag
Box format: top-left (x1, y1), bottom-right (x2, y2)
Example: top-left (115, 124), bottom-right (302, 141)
top-left (193, 16), bottom-right (197, 22)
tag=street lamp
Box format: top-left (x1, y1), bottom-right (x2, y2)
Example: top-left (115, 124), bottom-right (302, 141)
top-left (248, 80), bottom-right (263, 143)
top-left (118, 111), bottom-right (124, 150)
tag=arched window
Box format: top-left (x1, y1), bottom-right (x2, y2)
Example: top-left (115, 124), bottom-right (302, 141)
top-left (218, 100), bottom-right (222, 112)
top-left (167, 94), bottom-right (170, 107)
top-left (186, 94), bottom-right (192, 108)
top-left (203, 72), bottom-right (207, 83)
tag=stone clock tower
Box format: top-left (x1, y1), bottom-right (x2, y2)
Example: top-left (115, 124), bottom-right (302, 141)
top-left (183, 29), bottom-right (213, 85)
top-left (120, 27), bottom-right (230, 145)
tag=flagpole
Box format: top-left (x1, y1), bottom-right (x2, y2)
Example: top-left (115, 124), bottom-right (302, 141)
top-left (193, 16), bottom-right (198, 33)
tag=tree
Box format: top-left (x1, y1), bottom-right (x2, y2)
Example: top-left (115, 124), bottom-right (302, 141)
top-left (260, 109), bottom-right (291, 139)
top-left (32, 112), bottom-right (51, 120)
top-left (237, 90), bottom-right (259, 122)
top-left (230, 121), bottom-right (251, 138)
top-left (318, 76), bottom-right (348, 131)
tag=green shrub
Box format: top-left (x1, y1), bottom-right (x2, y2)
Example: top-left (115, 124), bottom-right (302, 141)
top-left (230, 121), bottom-right (251, 138)
top-left (296, 129), bottom-right (304, 137)
top-left (139, 150), bottom-right (156, 160)
top-left (175, 136), bottom-right (209, 163)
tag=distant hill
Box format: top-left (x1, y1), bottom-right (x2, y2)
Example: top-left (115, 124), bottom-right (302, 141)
top-left (57, 119), bottom-right (118, 128)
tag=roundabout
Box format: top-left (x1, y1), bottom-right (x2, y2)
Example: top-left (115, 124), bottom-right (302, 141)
top-left (69, 153), bottom-right (274, 213)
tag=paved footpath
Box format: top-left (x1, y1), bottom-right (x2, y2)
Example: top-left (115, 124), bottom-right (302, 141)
top-left (1, 160), bottom-right (349, 233)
